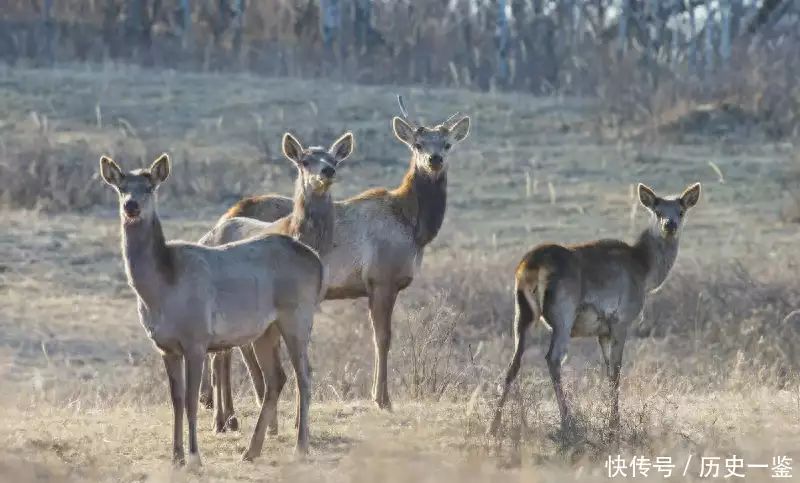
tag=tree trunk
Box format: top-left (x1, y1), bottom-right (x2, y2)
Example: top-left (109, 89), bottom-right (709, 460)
top-left (618, 0), bottom-right (629, 58)
top-left (180, 0), bottom-right (192, 50)
top-left (232, 0), bottom-right (246, 57)
top-left (42, 0), bottom-right (55, 65)
top-left (704, 0), bottom-right (714, 76)
top-left (720, 0), bottom-right (731, 64)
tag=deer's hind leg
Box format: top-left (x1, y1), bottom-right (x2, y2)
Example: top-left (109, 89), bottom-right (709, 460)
top-left (239, 342), bottom-right (268, 406)
top-left (199, 355), bottom-right (213, 409)
top-left (278, 308), bottom-right (313, 455)
top-left (542, 287), bottom-right (578, 429)
top-left (220, 351), bottom-right (239, 431)
top-left (211, 352), bottom-right (227, 433)
top-left (242, 325), bottom-right (283, 461)
top-left (488, 288), bottom-right (537, 436)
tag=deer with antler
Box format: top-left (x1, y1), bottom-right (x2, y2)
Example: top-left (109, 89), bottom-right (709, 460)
top-left (205, 97), bottom-right (470, 417)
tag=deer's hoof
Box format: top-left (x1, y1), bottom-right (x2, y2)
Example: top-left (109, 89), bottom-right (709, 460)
top-left (294, 443), bottom-right (309, 459)
top-left (225, 416), bottom-right (239, 432)
top-left (241, 449), bottom-right (259, 462)
top-left (172, 452), bottom-right (186, 467)
top-left (373, 395), bottom-right (392, 411)
top-left (186, 453), bottom-right (202, 470)
top-left (487, 417), bottom-right (501, 437)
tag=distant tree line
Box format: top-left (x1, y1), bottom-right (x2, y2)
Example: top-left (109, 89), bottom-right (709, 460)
top-left (0, 1), bottom-right (798, 99)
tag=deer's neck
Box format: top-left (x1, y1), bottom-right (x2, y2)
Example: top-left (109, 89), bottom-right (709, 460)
top-left (393, 161), bottom-right (447, 248)
top-left (121, 214), bottom-right (176, 307)
top-left (288, 180), bottom-right (335, 258)
top-left (634, 226), bottom-right (679, 292)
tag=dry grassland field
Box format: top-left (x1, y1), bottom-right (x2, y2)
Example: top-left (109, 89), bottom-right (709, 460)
top-left (1, 64), bottom-right (800, 482)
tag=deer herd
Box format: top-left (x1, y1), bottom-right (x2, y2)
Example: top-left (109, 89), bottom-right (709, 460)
top-left (98, 96), bottom-right (701, 466)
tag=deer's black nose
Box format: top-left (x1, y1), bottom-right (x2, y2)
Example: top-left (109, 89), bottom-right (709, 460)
top-left (430, 154), bottom-right (443, 167)
top-left (321, 165), bottom-right (335, 178)
top-left (123, 199), bottom-right (140, 217)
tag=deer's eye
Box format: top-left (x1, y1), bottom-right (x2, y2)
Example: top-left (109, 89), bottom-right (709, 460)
top-left (414, 143), bottom-right (423, 150)
top-left (444, 143), bottom-right (452, 150)
top-left (301, 160), bottom-right (309, 167)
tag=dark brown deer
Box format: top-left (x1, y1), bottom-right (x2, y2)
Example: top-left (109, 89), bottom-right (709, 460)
top-left (489, 183), bottom-right (701, 434)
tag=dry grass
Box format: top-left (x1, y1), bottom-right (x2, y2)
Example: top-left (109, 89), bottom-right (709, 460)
top-left (1, 64), bottom-right (800, 481)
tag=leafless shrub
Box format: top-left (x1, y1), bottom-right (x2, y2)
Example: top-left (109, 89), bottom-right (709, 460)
top-left (0, 142), bottom-right (267, 211)
top-left (394, 293), bottom-right (467, 401)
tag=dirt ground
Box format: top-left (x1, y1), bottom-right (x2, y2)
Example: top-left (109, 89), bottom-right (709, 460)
top-left (1, 64), bottom-right (799, 482)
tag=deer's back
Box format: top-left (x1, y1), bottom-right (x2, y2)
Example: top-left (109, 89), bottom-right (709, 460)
top-left (222, 189), bottom-right (421, 298)
top-left (161, 236), bottom-right (323, 349)
top-left (199, 216), bottom-right (286, 247)
top-left (222, 194), bottom-right (293, 224)
top-left (520, 239), bottom-right (648, 332)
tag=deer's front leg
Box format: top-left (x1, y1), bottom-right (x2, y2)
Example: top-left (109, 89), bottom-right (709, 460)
top-left (607, 329), bottom-right (627, 428)
top-left (162, 353), bottom-right (185, 465)
top-left (184, 349), bottom-right (206, 467)
top-left (368, 283), bottom-right (398, 410)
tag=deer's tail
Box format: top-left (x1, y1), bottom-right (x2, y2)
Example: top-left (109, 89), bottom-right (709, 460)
top-left (513, 257), bottom-right (542, 330)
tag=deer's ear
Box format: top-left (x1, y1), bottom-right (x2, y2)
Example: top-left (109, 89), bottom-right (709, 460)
top-left (392, 117), bottom-right (415, 146)
top-left (680, 182), bottom-right (701, 209)
top-left (449, 116), bottom-right (470, 143)
top-left (99, 155), bottom-right (124, 187)
top-left (330, 131), bottom-right (354, 163)
top-left (282, 132), bottom-right (304, 165)
top-left (149, 153), bottom-right (170, 184)
top-left (638, 183), bottom-right (658, 209)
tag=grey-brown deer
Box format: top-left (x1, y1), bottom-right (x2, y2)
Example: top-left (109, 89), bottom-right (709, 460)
top-left (198, 131), bottom-right (354, 434)
top-left (214, 97), bottom-right (470, 410)
top-left (488, 182), bottom-right (701, 435)
top-left (99, 154), bottom-right (324, 464)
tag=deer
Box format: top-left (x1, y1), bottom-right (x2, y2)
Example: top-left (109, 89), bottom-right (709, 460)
top-left (98, 153), bottom-right (324, 464)
top-left (208, 97), bottom-right (470, 412)
top-left (197, 131), bottom-right (354, 434)
top-left (488, 182), bottom-right (701, 435)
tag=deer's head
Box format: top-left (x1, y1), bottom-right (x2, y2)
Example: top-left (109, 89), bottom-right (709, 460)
top-left (638, 182), bottom-right (701, 239)
top-left (100, 154), bottom-right (170, 224)
top-left (282, 131), bottom-right (354, 196)
top-left (392, 96), bottom-right (470, 179)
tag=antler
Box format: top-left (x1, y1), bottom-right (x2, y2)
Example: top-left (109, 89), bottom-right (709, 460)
top-left (441, 111), bottom-right (462, 128)
top-left (397, 95), bottom-right (419, 129)
top-left (397, 94), bottom-right (410, 119)
top-left (399, 94), bottom-right (461, 130)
